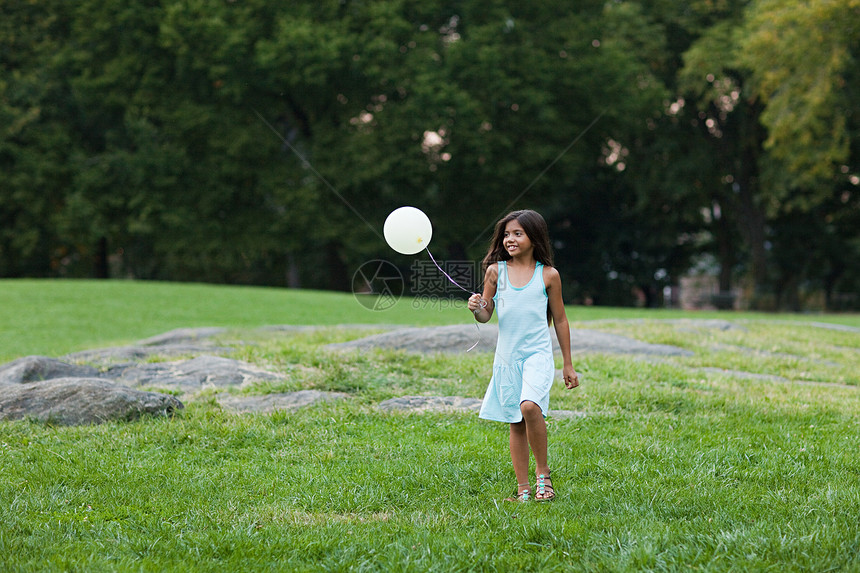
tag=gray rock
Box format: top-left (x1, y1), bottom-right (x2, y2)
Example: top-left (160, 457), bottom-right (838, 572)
top-left (136, 327), bottom-right (227, 346)
top-left (328, 325), bottom-right (497, 354)
top-left (0, 322), bottom-right (697, 426)
top-left (259, 324), bottom-right (400, 334)
top-left (698, 367), bottom-right (789, 382)
top-left (0, 377), bottom-right (183, 425)
top-left (0, 353), bottom-right (280, 396)
top-left (784, 321), bottom-right (860, 334)
top-left (670, 319), bottom-right (748, 332)
top-left (376, 395), bottom-right (587, 419)
top-left (218, 390), bottom-right (350, 413)
top-left (109, 355), bottom-right (284, 393)
top-left (327, 324), bottom-right (693, 357)
top-left (569, 329), bottom-right (694, 356)
top-left (696, 367), bottom-right (856, 389)
top-left (547, 409), bottom-right (588, 419)
top-left (64, 343), bottom-right (229, 364)
top-left (0, 356), bottom-right (99, 385)
top-left (378, 395), bottom-right (483, 413)
top-left (63, 327), bottom-right (232, 365)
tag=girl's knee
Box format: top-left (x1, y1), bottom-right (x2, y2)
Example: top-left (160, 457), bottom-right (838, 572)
top-left (520, 400), bottom-right (542, 416)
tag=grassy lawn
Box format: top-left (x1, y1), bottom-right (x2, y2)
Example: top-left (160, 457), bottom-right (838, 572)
top-left (3, 278), bottom-right (858, 362)
top-left (1, 279), bottom-right (859, 571)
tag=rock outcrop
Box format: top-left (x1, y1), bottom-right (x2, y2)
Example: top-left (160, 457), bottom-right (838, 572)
top-left (0, 377), bottom-right (182, 425)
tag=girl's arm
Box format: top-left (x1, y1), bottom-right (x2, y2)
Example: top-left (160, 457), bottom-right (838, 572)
top-left (468, 264), bottom-right (498, 323)
top-left (545, 266), bottom-right (579, 389)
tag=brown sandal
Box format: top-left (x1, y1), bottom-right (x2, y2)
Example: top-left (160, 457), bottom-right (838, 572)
top-left (535, 473), bottom-right (555, 502)
top-left (504, 483), bottom-right (531, 502)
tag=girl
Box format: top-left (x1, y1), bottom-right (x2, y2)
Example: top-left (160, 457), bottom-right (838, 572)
top-left (468, 209), bottom-right (579, 502)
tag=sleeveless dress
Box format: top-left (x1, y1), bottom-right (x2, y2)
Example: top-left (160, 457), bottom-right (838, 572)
top-left (479, 261), bottom-right (555, 423)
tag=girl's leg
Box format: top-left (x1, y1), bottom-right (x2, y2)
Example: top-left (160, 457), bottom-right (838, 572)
top-left (509, 420), bottom-right (530, 493)
top-left (520, 400), bottom-right (550, 477)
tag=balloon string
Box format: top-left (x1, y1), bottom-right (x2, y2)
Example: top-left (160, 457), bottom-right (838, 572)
top-left (466, 323), bottom-right (482, 352)
top-left (424, 247), bottom-right (473, 294)
top-left (424, 247), bottom-right (484, 352)
top-left (425, 247), bottom-right (548, 394)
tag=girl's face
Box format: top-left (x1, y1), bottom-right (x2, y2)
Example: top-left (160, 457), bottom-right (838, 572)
top-left (503, 219), bottom-right (533, 258)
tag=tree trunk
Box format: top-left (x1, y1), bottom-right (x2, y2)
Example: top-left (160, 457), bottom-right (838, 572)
top-left (735, 99), bottom-right (769, 309)
top-left (325, 242), bottom-right (349, 291)
top-left (737, 180), bottom-right (768, 299)
top-left (94, 236), bottom-right (109, 279)
top-left (286, 253), bottom-right (301, 288)
top-left (640, 284), bottom-right (659, 308)
top-left (776, 274), bottom-right (800, 311)
top-left (713, 200), bottom-right (735, 293)
top-left (823, 263), bottom-right (843, 311)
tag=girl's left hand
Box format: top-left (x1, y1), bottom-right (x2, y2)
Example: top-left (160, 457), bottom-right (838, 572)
top-left (562, 365), bottom-right (579, 389)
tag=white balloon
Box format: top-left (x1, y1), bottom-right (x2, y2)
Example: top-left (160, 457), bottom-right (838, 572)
top-left (383, 206), bottom-right (433, 255)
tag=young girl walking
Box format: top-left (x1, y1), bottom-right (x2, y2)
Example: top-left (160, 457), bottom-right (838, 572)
top-left (467, 209), bottom-right (579, 502)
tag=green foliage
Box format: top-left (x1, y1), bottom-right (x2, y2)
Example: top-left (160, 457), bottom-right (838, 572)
top-left (740, 0), bottom-right (859, 193)
top-left (1, 0), bottom-right (859, 310)
top-left (0, 0), bottom-right (74, 277)
top-left (668, 0), bottom-right (860, 307)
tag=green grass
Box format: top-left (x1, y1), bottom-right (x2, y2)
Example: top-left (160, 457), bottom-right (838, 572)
top-left (1, 280), bottom-right (859, 571)
top-left (3, 278), bottom-right (858, 362)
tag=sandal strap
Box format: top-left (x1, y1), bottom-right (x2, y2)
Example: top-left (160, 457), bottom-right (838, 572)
top-left (518, 482), bottom-right (530, 498)
top-left (536, 473), bottom-right (552, 495)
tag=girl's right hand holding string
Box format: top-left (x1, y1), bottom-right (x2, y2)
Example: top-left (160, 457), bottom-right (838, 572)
top-left (468, 293), bottom-right (486, 315)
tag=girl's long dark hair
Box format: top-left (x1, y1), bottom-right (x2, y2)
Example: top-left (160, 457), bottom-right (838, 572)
top-left (481, 209), bottom-right (555, 325)
top-left (481, 209), bottom-right (554, 272)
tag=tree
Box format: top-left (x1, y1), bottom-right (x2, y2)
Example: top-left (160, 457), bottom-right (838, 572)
top-left (739, 0), bottom-right (860, 308)
top-left (2, 0), bottom-right (857, 310)
top-left (741, 0), bottom-right (859, 194)
top-left (253, 0), bottom-right (667, 297)
top-left (0, 0), bottom-right (75, 276)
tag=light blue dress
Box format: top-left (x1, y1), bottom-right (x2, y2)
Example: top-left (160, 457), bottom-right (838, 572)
top-left (479, 261), bottom-right (555, 423)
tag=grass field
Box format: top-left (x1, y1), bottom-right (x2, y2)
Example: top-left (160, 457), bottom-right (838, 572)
top-left (3, 279), bottom-right (859, 362)
top-left (1, 279), bottom-right (859, 571)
